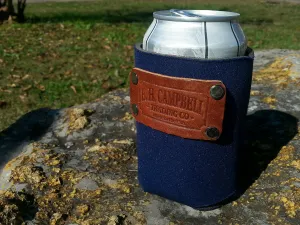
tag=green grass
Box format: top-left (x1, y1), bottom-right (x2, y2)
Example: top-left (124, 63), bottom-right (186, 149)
top-left (0, 0), bottom-right (299, 131)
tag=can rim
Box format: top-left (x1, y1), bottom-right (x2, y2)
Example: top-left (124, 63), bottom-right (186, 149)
top-left (153, 10), bottom-right (240, 22)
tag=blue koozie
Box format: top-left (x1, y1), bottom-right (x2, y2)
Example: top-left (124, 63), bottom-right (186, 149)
top-left (130, 44), bottom-right (254, 209)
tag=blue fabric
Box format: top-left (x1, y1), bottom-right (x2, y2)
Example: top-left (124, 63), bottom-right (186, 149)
top-left (134, 44), bottom-right (254, 208)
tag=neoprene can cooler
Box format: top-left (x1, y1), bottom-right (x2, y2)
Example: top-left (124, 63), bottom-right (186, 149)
top-left (130, 10), bottom-right (254, 209)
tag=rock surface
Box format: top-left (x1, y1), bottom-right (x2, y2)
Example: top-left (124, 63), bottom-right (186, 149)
top-left (0, 50), bottom-right (299, 224)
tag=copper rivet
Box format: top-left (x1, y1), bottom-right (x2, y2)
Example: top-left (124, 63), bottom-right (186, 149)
top-left (132, 72), bottom-right (138, 85)
top-left (206, 127), bottom-right (220, 139)
top-left (210, 85), bottom-right (225, 100)
top-left (132, 104), bottom-right (138, 115)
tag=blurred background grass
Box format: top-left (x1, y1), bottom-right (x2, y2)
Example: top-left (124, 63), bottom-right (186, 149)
top-left (0, 0), bottom-right (299, 131)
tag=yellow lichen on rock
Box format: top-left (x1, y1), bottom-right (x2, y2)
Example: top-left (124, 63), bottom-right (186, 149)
top-left (49, 159), bottom-right (61, 166)
top-left (86, 142), bottom-right (133, 165)
top-left (87, 145), bottom-right (103, 153)
top-left (253, 58), bottom-right (293, 87)
top-left (122, 186), bottom-right (131, 194)
top-left (10, 165), bottom-right (46, 187)
top-left (113, 139), bottom-right (134, 145)
top-left (250, 90), bottom-right (261, 96)
top-left (262, 96), bottom-right (277, 105)
top-left (274, 145), bottom-right (295, 162)
top-left (104, 179), bottom-right (132, 194)
top-left (72, 116), bottom-right (88, 130)
top-left (232, 201), bottom-right (238, 206)
top-left (280, 177), bottom-right (300, 186)
top-left (50, 213), bottom-right (65, 225)
top-left (67, 108), bottom-right (90, 133)
top-left (61, 169), bottom-right (87, 185)
top-left (2, 144), bottom-right (36, 173)
top-left (290, 160), bottom-right (300, 170)
top-left (49, 176), bottom-right (62, 187)
top-left (133, 211), bottom-right (147, 225)
top-left (121, 112), bottom-right (133, 121)
top-left (3, 155), bottom-right (27, 171)
top-left (107, 215), bottom-right (120, 225)
top-left (52, 168), bottom-right (61, 173)
top-left (76, 204), bottom-right (90, 216)
top-left (281, 197), bottom-right (296, 218)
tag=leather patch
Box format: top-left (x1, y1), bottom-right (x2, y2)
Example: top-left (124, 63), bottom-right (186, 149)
top-left (130, 68), bottom-right (226, 140)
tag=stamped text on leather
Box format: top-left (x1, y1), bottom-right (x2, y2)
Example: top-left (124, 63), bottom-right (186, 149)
top-left (130, 68), bottom-right (226, 140)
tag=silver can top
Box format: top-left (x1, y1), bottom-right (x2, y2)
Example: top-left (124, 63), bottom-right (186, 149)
top-left (153, 10), bottom-right (240, 22)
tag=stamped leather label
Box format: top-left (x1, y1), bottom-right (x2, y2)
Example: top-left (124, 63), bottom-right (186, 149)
top-left (130, 68), bottom-right (226, 140)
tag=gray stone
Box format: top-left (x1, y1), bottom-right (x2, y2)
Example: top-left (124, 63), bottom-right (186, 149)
top-left (0, 50), bottom-right (299, 224)
top-left (65, 142), bottom-right (74, 149)
top-left (14, 183), bottom-right (29, 192)
top-left (75, 177), bottom-right (99, 191)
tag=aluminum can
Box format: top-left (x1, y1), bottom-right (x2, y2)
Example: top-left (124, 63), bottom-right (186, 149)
top-left (143, 9), bottom-right (247, 59)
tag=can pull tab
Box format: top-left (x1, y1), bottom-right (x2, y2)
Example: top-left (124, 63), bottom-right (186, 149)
top-left (170, 9), bottom-right (202, 18)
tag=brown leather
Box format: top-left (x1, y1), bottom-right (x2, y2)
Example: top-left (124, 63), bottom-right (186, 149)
top-left (130, 68), bottom-right (226, 141)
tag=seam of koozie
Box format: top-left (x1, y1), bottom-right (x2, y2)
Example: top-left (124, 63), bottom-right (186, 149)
top-left (135, 43), bottom-right (255, 63)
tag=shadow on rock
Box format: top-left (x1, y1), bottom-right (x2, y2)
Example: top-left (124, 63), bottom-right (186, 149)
top-left (0, 108), bottom-right (58, 170)
top-left (238, 109), bottom-right (298, 194)
top-left (0, 191), bottom-right (38, 223)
